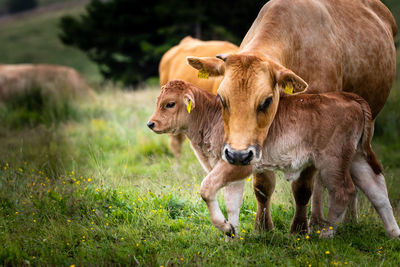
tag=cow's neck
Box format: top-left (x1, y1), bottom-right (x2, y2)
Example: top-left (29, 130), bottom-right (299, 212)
top-left (184, 89), bottom-right (224, 159)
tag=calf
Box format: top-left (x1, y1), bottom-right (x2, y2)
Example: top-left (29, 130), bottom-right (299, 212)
top-left (159, 36), bottom-right (238, 157)
top-left (147, 80), bottom-right (400, 238)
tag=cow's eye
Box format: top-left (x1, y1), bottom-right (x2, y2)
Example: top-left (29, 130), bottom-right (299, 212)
top-left (217, 94), bottom-right (227, 109)
top-left (257, 97), bottom-right (272, 112)
top-left (166, 102), bottom-right (175, 109)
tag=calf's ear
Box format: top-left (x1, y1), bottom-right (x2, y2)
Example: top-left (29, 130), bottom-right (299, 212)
top-left (275, 68), bottom-right (308, 94)
top-left (186, 56), bottom-right (225, 77)
top-left (183, 91), bottom-right (195, 113)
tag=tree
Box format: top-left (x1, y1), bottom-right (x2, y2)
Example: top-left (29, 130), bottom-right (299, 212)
top-left (59, 0), bottom-right (266, 87)
top-left (7, 0), bottom-right (37, 14)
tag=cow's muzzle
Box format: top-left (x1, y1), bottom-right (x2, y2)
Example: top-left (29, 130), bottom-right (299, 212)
top-left (222, 144), bottom-right (259, 165)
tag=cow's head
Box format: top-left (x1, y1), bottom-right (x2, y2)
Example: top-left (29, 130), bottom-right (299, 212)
top-left (187, 53), bottom-right (307, 165)
top-left (147, 80), bottom-right (195, 135)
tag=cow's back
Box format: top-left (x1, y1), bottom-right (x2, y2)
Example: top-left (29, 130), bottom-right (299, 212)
top-left (159, 36), bottom-right (238, 94)
top-left (240, 0), bottom-right (397, 118)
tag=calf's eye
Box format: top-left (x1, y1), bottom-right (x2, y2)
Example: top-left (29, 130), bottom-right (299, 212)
top-left (166, 102), bottom-right (175, 108)
top-left (258, 97), bottom-right (272, 112)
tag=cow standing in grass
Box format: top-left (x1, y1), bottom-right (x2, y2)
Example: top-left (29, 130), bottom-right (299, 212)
top-left (187, 0), bottom-right (397, 233)
top-left (159, 36), bottom-right (238, 157)
top-left (148, 80), bottom-right (400, 238)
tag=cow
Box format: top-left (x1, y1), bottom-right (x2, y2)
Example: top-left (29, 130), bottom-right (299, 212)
top-left (147, 80), bottom-right (400, 238)
top-left (0, 64), bottom-right (93, 101)
top-left (186, 0), bottom-right (397, 233)
top-left (159, 36), bottom-right (238, 157)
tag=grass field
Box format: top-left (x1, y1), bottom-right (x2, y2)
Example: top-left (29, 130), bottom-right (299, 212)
top-left (0, 1), bottom-right (399, 265)
top-left (0, 84), bottom-right (400, 266)
top-left (0, 1), bottom-right (100, 83)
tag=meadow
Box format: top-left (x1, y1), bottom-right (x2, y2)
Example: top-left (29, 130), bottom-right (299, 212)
top-left (0, 82), bottom-right (400, 266)
top-left (1, 1), bottom-right (400, 266)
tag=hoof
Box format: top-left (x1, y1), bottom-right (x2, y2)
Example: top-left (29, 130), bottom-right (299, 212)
top-left (320, 227), bottom-right (335, 239)
top-left (254, 220), bottom-right (274, 232)
top-left (225, 223), bottom-right (236, 238)
top-left (290, 218), bottom-right (308, 234)
top-left (309, 216), bottom-right (329, 232)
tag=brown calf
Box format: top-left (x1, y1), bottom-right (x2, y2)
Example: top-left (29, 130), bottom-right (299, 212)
top-left (159, 36), bottom-right (238, 157)
top-left (148, 80), bottom-right (400, 238)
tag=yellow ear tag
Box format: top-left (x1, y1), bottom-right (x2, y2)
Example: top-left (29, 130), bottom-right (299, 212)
top-left (187, 100), bottom-right (192, 114)
top-left (284, 83), bottom-right (294, 95)
top-left (198, 69), bottom-right (209, 79)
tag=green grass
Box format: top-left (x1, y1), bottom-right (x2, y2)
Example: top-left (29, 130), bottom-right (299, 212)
top-left (0, 84), bottom-right (400, 266)
top-left (0, 3), bottom-right (101, 83)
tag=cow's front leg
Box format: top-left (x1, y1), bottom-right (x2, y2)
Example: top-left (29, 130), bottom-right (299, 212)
top-left (224, 180), bottom-right (245, 241)
top-left (290, 165), bottom-right (316, 234)
top-left (200, 160), bottom-right (252, 236)
top-left (253, 171), bottom-right (275, 231)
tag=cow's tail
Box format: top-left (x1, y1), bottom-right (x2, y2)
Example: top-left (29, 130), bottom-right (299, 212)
top-left (349, 93), bottom-right (383, 175)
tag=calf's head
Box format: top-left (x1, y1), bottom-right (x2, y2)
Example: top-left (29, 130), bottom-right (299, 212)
top-left (187, 54), bottom-right (307, 165)
top-left (147, 80), bottom-right (195, 135)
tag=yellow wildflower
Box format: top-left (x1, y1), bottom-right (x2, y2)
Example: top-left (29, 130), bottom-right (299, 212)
top-left (325, 251), bottom-right (330, 255)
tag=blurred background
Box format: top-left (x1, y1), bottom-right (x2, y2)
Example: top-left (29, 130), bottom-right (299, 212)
top-left (0, 0), bottom-right (399, 265)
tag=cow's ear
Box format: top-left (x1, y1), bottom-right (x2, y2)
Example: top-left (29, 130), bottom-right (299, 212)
top-left (183, 91), bottom-right (195, 113)
top-left (186, 56), bottom-right (225, 77)
top-left (275, 68), bottom-right (308, 94)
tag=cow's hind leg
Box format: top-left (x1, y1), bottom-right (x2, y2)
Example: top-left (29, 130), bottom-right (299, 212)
top-left (290, 166), bottom-right (316, 234)
top-left (320, 166), bottom-right (355, 238)
top-left (224, 180), bottom-right (245, 240)
top-left (309, 174), bottom-right (327, 229)
top-left (253, 171), bottom-right (275, 231)
top-left (350, 155), bottom-right (400, 238)
top-left (169, 133), bottom-right (185, 157)
top-left (344, 188), bottom-right (358, 223)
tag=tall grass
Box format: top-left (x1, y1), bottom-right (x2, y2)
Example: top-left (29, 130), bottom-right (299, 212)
top-left (0, 84), bottom-right (400, 265)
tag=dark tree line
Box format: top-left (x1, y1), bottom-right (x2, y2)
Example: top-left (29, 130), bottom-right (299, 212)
top-left (59, 0), bottom-right (267, 86)
top-left (4, 0), bottom-right (37, 14)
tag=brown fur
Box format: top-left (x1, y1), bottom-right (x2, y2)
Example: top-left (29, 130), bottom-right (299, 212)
top-left (186, 0), bottom-right (396, 233)
top-left (159, 36), bottom-right (238, 156)
top-left (148, 80), bottom-right (398, 238)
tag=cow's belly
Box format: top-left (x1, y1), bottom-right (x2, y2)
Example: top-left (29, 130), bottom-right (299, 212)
top-left (253, 141), bottom-right (312, 181)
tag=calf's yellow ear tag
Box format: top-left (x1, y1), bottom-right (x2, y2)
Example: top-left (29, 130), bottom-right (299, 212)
top-left (284, 83), bottom-right (294, 95)
top-left (187, 100), bottom-right (192, 114)
top-left (198, 69), bottom-right (209, 79)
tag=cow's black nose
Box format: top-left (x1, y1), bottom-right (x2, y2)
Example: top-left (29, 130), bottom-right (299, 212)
top-left (223, 144), bottom-right (257, 165)
top-left (224, 148), bottom-right (236, 165)
top-left (147, 121), bottom-right (155, 129)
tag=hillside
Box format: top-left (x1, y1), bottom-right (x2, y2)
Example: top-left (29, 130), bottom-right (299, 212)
top-left (0, 0), bottom-right (100, 83)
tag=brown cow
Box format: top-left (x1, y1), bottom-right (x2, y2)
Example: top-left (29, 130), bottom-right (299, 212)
top-left (187, 0), bottom-right (397, 233)
top-left (147, 80), bottom-right (400, 238)
top-left (0, 64), bottom-right (92, 101)
top-left (159, 36), bottom-right (238, 156)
